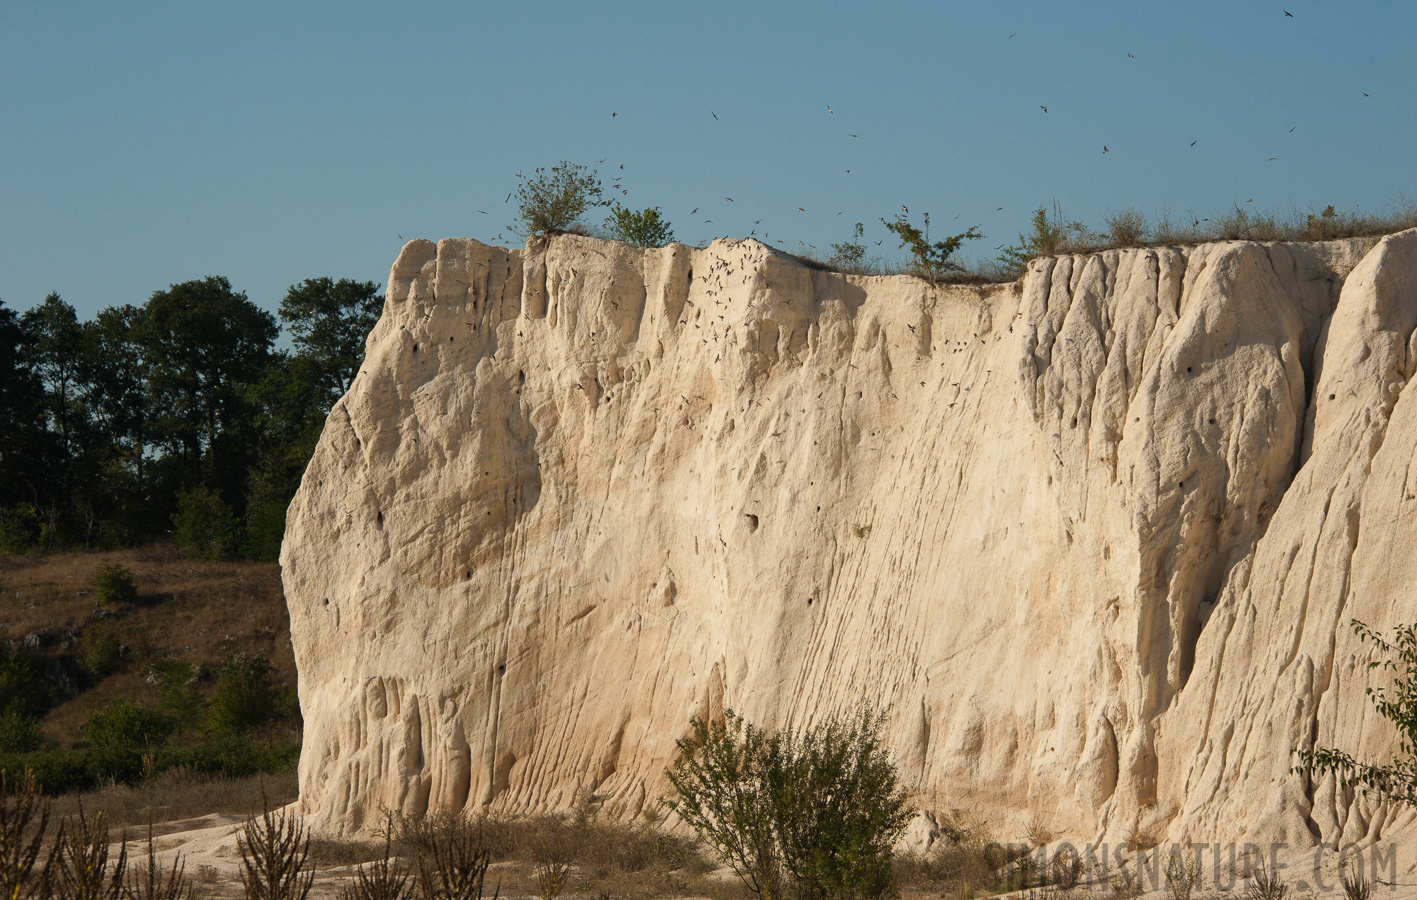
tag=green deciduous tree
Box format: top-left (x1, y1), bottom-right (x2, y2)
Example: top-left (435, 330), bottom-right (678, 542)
top-left (20, 293), bottom-right (86, 469)
top-left (135, 277), bottom-right (277, 492)
top-left (0, 300), bottom-right (48, 514)
top-left (278, 278), bottom-right (383, 397)
top-left (171, 484), bottom-right (240, 561)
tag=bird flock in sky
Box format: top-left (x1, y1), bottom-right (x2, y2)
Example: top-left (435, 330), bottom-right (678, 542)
top-left (477, 9), bottom-right (1371, 252)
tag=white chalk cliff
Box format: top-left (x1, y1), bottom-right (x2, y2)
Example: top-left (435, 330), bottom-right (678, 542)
top-left (283, 230), bottom-right (1417, 856)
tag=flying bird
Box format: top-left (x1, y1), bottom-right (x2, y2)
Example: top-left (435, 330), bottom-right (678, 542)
top-left (612, 112), bottom-right (617, 117)
top-left (725, 197), bottom-right (734, 202)
top-left (996, 207), bottom-right (1004, 211)
top-left (1363, 92), bottom-right (1370, 97)
top-left (478, 210), bottom-right (487, 214)
top-left (827, 105), bottom-right (834, 114)
top-left (1128, 53), bottom-right (1135, 58)
top-left (690, 207), bottom-right (698, 214)
top-left (1103, 145), bottom-right (1109, 153)
top-left (712, 111), bottom-right (718, 120)
top-left (1288, 126), bottom-right (1296, 132)
top-left (849, 133), bottom-right (858, 137)
top-left (1040, 105), bottom-right (1048, 113)
top-left (1009, 32), bottom-right (1016, 38)
top-left (1191, 140), bottom-right (1198, 147)
top-left (1266, 157), bottom-right (1278, 161)
top-left (505, 193), bottom-right (511, 203)
top-left (1284, 9), bottom-right (1294, 16)
top-left (902, 205), bottom-right (908, 213)
top-left (798, 208), bottom-right (805, 212)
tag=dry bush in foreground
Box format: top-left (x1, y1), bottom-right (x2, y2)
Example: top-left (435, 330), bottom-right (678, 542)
top-left (0, 771), bottom-right (60, 900)
top-left (339, 824), bottom-right (410, 900)
top-left (124, 822), bottom-right (194, 900)
top-left (892, 818), bottom-right (1034, 898)
top-left (238, 793), bottom-right (314, 900)
top-left (1340, 862), bottom-right (1371, 900)
top-left (412, 815), bottom-right (495, 900)
top-left (55, 802), bottom-right (129, 900)
top-left (1245, 862), bottom-right (1288, 900)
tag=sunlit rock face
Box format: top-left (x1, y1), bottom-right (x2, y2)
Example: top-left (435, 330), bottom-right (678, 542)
top-left (284, 230), bottom-right (1417, 857)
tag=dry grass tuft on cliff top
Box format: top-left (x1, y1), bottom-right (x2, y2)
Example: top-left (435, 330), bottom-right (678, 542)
top-left (789, 197), bottom-right (1417, 284)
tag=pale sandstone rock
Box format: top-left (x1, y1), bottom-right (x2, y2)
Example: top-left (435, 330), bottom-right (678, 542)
top-left (283, 230), bottom-right (1417, 865)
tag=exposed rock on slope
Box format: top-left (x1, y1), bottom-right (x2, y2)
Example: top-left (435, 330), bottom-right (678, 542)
top-left (284, 230), bottom-right (1417, 852)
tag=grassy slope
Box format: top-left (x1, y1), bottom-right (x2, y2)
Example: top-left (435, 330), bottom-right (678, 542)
top-left (0, 544), bottom-right (297, 751)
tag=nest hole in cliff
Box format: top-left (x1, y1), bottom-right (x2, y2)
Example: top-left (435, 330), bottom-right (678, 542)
top-left (745, 513), bottom-right (759, 532)
top-left (376, 511), bottom-right (384, 529)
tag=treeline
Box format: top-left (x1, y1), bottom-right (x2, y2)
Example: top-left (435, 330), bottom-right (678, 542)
top-left (0, 276), bottom-right (381, 559)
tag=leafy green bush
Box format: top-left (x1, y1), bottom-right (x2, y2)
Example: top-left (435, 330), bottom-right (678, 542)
top-left (209, 651), bottom-right (277, 733)
top-left (86, 700), bottom-right (173, 755)
top-left (154, 658), bottom-right (205, 726)
top-left (996, 205), bottom-right (1084, 277)
top-left (0, 708), bottom-right (40, 754)
top-left (668, 707), bottom-right (911, 900)
top-left (86, 699), bottom-right (174, 782)
top-left (881, 213), bottom-right (982, 283)
top-left (1293, 620), bottom-right (1417, 807)
top-left (92, 563), bottom-right (138, 605)
top-left (172, 484), bottom-right (240, 560)
top-left (0, 505), bottom-right (38, 555)
top-left (510, 162), bottom-right (610, 237)
top-left (79, 622), bottom-right (123, 680)
top-left (605, 205), bottom-right (675, 248)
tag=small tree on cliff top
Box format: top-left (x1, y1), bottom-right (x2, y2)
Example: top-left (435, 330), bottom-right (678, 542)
top-left (605, 204), bottom-right (675, 248)
top-left (510, 161), bottom-right (610, 237)
top-left (881, 212), bottom-right (981, 283)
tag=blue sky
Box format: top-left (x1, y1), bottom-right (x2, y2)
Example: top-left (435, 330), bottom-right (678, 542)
top-left (3, 1), bottom-right (1414, 321)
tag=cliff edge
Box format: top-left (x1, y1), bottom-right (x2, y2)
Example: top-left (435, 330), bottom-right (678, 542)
top-left (282, 229), bottom-right (1417, 855)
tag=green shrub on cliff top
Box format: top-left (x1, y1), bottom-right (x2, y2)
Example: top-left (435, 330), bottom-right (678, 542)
top-left (606, 204), bottom-right (675, 248)
top-left (511, 161), bottom-right (610, 237)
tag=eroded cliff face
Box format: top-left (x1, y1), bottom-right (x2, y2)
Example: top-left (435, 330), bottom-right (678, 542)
top-left (283, 230), bottom-right (1417, 853)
